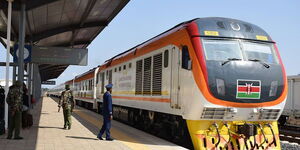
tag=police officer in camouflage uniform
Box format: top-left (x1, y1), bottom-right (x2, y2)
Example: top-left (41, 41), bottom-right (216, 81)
top-left (6, 81), bottom-right (23, 140)
top-left (58, 85), bottom-right (74, 130)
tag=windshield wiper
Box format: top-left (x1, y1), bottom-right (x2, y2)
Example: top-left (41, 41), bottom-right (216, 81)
top-left (249, 59), bottom-right (270, 68)
top-left (221, 58), bottom-right (242, 66)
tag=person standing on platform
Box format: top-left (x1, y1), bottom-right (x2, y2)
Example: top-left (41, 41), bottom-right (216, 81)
top-left (6, 81), bottom-right (23, 140)
top-left (58, 85), bottom-right (74, 130)
top-left (97, 84), bottom-right (114, 141)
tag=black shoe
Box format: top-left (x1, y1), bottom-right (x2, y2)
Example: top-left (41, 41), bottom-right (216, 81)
top-left (14, 137), bottom-right (23, 140)
top-left (106, 138), bottom-right (114, 141)
top-left (97, 137), bottom-right (103, 140)
top-left (68, 126), bottom-right (71, 130)
top-left (6, 136), bottom-right (12, 139)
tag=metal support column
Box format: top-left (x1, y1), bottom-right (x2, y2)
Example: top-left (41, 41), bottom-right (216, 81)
top-left (4, 0), bottom-right (13, 129)
top-left (27, 63), bottom-right (32, 108)
top-left (17, 2), bottom-right (26, 85)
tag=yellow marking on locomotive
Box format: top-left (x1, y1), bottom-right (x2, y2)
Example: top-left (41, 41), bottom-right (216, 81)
top-left (112, 90), bottom-right (170, 95)
top-left (204, 31), bottom-right (219, 36)
top-left (187, 120), bottom-right (281, 150)
top-left (256, 35), bottom-right (268, 41)
top-left (74, 109), bottom-right (151, 150)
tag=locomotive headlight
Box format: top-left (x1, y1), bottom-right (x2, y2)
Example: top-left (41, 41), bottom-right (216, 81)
top-left (216, 78), bottom-right (225, 96)
top-left (269, 81), bottom-right (278, 97)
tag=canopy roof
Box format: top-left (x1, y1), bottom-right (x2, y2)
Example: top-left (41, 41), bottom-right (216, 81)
top-left (0, 0), bottom-right (129, 81)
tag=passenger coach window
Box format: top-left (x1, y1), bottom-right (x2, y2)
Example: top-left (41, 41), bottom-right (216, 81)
top-left (119, 66), bottom-right (121, 71)
top-left (164, 50), bottom-right (169, 68)
top-left (123, 65), bottom-right (126, 70)
top-left (182, 46), bottom-right (192, 70)
top-left (129, 63), bottom-right (132, 68)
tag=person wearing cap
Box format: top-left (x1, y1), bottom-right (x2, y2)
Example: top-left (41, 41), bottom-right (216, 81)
top-left (58, 84), bottom-right (74, 130)
top-left (97, 83), bottom-right (113, 141)
top-left (6, 81), bottom-right (23, 140)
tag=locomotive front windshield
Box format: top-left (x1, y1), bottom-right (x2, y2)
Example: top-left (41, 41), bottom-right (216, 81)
top-left (202, 39), bottom-right (279, 64)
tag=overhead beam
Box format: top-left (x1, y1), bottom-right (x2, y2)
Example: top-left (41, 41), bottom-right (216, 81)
top-left (0, 0), bottom-right (59, 11)
top-left (29, 20), bottom-right (108, 42)
top-left (0, 30), bottom-right (16, 39)
top-left (53, 40), bottom-right (91, 47)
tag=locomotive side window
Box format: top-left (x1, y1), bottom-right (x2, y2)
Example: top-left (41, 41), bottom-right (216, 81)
top-left (182, 46), bottom-right (192, 70)
top-left (164, 50), bottom-right (169, 68)
top-left (129, 63), bottom-right (132, 68)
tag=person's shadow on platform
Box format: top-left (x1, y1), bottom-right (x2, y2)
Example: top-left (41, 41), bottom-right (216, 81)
top-left (66, 135), bottom-right (98, 140)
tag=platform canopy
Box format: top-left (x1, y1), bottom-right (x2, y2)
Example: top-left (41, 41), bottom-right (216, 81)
top-left (0, 0), bottom-right (129, 81)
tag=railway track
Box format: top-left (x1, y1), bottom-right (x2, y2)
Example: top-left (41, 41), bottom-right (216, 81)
top-left (279, 126), bottom-right (300, 145)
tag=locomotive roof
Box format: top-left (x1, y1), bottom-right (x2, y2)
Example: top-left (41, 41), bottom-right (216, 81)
top-left (103, 17), bottom-right (273, 64)
top-left (195, 17), bottom-right (273, 42)
top-left (75, 17), bottom-right (273, 79)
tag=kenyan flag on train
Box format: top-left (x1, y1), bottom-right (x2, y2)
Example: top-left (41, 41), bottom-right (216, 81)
top-left (236, 80), bottom-right (261, 99)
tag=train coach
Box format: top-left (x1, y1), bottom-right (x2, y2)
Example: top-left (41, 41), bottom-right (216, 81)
top-left (50, 17), bottom-right (287, 150)
top-left (279, 75), bottom-right (300, 127)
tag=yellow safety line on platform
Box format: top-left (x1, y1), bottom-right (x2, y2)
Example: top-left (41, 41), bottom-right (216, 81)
top-left (73, 109), bottom-right (151, 150)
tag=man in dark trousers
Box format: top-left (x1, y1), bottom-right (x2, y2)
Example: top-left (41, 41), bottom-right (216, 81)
top-left (97, 84), bottom-right (113, 141)
top-left (6, 81), bottom-right (23, 140)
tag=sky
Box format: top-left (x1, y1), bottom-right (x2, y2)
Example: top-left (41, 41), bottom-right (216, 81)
top-left (1, 0), bottom-right (300, 88)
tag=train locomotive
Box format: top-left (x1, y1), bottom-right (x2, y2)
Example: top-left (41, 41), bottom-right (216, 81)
top-left (49, 17), bottom-right (287, 150)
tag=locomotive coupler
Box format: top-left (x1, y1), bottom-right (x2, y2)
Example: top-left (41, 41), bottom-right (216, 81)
top-left (237, 123), bottom-right (258, 149)
top-left (237, 123), bottom-right (257, 139)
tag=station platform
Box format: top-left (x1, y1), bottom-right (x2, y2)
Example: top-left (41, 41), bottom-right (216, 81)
top-left (0, 97), bottom-right (187, 150)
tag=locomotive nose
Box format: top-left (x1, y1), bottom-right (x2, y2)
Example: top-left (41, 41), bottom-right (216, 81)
top-left (206, 61), bottom-right (284, 103)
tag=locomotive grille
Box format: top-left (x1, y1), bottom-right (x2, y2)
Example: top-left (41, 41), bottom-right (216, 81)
top-left (135, 60), bottom-right (143, 95)
top-left (201, 107), bottom-right (231, 119)
top-left (258, 109), bottom-right (280, 120)
top-left (152, 53), bottom-right (162, 95)
top-left (143, 57), bottom-right (152, 95)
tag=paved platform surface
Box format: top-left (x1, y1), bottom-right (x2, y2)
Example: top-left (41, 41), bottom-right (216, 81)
top-left (0, 97), bottom-right (187, 150)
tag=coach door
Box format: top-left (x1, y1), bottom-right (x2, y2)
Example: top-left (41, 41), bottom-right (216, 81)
top-left (170, 46), bottom-right (181, 109)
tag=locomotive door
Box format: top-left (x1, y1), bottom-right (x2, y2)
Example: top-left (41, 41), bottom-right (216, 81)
top-left (170, 46), bottom-right (180, 109)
